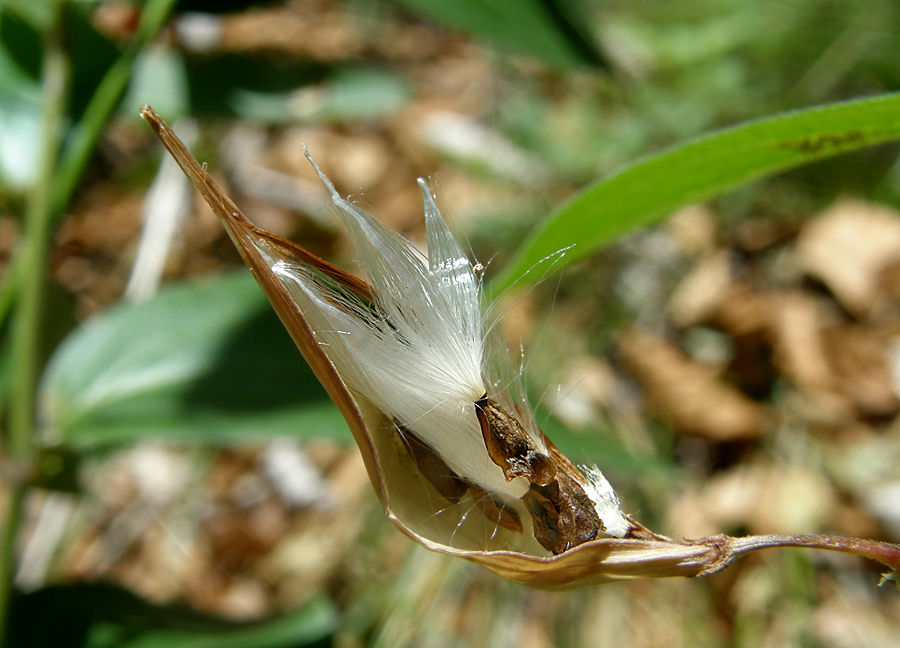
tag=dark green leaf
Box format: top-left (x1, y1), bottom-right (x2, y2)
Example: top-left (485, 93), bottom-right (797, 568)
top-left (184, 55), bottom-right (319, 118)
top-left (392, 0), bottom-right (606, 68)
top-left (88, 598), bottom-right (338, 648)
top-left (39, 272), bottom-right (351, 449)
top-left (496, 92), bottom-right (900, 291)
top-left (64, 4), bottom-right (122, 121)
top-left (8, 582), bottom-right (337, 648)
top-left (182, 55), bottom-right (410, 124)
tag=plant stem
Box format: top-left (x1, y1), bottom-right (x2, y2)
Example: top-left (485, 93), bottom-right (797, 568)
top-left (0, 0), bottom-right (68, 643)
top-left (0, 487), bottom-right (25, 646)
top-left (7, 0), bottom-right (68, 462)
top-left (0, 0), bottom-right (179, 640)
top-left (51, 0), bottom-right (180, 218)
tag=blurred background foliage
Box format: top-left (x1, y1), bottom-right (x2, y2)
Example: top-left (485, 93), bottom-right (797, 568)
top-left (2, 0), bottom-right (900, 646)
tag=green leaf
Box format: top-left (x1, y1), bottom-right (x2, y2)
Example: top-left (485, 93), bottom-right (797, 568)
top-left (1, 0), bottom-right (54, 32)
top-left (392, 0), bottom-right (606, 68)
top-left (0, 7), bottom-right (43, 192)
top-left (228, 67), bottom-right (411, 124)
top-left (88, 598), bottom-right (338, 648)
top-left (181, 57), bottom-right (410, 124)
top-left (64, 3), bottom-right (123, 122)
top-left (39, 272), bottom-right (351, 449)
top-left (183, 54), bottom-right (312, 117)
top-left (120, 46), bottom-right (190, 120)
top-left (8, 582), bottom-right (337, 648)
top-left (496, 92), bottom-right (900, 292)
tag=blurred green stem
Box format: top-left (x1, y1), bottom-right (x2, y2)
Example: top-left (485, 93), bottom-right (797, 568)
top-left (7, 0), bottom-right (68, 462)
top-left (51, 0), bottom-right (180, 216)
top-left (1, 0), bottom-right (178, 640)
top-left (0, 0), bottom-right (68, 643)
top-left (0, 487), bottom-right (25, 646)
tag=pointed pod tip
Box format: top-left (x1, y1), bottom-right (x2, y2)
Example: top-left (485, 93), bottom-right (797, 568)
top-left (417, 177), bottom-right (437, 207)
top-left (139, 105), bottom-right (161, 130)
top-left (303, 145), bottom-right (341, 203)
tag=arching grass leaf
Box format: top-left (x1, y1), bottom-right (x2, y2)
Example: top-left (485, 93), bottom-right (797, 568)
top-left (497, 92), bottom-right (900, 291)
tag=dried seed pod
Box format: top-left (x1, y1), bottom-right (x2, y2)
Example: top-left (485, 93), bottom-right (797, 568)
top-left (141, 106), bottom-right (900, 589)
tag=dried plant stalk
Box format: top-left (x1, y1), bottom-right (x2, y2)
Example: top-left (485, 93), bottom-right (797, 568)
top-left (141, 105), bottom-right (900, 589)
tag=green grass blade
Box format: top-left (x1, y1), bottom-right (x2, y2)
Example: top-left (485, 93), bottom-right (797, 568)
top-left (495, 92), bottom-right (900, 292)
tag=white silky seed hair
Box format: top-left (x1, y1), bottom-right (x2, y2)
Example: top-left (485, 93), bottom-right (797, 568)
top-left (269, 147), bottom-right (629, 536)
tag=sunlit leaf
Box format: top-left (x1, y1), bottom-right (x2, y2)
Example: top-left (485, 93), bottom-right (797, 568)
top-left (39, 272), bottom-right (351, 449)
top-left (120, 47), bottom-right (190, 120)
top-left (0, 8), bottom-right (43, 191)
top-left (229, 67), bottom-right (411, 124)
top-left (497, 92), bottom-right (900, 291)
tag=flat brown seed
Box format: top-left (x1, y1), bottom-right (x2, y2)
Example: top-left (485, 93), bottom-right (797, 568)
top-left (523, 471), bottom-right (602, 554)
top-left (522, 484), bottom-right (562, 553)
top-left (396, 422), bottom-right (468, 502)
top-left (475, 397), bottom-right (556, 486)
top-left (398, 420), bottom-right (522, 533)
top-left (467, 484), bottom-right (523, 533)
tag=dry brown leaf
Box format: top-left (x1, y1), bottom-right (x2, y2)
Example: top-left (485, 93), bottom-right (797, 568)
top-left (665, 205), bottom-right (718, 257)
top-left (797, 199), bottom-right (900, 317)
top-left (769, 291), bottom-right (836, 394)
top-left (822, 324), bottom-right (900, 417)
top-left (219, 6), bottom-right (363, 60)
top-left (767, 291), bottom-right (899, 417)
top-left (708, 281), bottom-right (773, 337)
top-left (619, 327), bottom-right (767, 441)
top-left (668, 250), bottom-right (733, 328)
top-left (668, 252), bottom-right (771, 338)
top-left (670, 463), bottom-right (837, 539)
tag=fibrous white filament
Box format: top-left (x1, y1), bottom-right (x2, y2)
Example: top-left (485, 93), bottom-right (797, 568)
top-left (269, 148), bottom-right (631, 551)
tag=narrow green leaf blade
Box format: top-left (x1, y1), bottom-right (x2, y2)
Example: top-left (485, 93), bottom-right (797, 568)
top-left (392, 0), bottom-right (606, 68)
top-left (496, 92), bottom-right (900, 291)
top-left (39, 272), bottom-right (350, 449)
